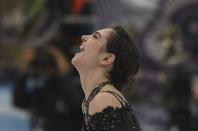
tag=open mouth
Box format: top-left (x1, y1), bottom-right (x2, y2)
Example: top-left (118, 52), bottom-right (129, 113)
top-left (80, 45), bottom-right (85, 52)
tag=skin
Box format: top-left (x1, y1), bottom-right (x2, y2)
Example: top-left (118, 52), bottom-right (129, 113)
top-left (71, 28), bottom-right (126, 115)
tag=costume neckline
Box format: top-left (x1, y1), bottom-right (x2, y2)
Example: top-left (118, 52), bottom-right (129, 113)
top-left (83, 81), bottom-right (112, 125)
top-left (86, 81), bottom-right (112, 103)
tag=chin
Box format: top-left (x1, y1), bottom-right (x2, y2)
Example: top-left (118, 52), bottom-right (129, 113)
top-left (72, 51), bottom-right (84, 64)
top-left (71, 58), bottom-right (82, 74)
top-left (72, 54), bottom-right (82, 68)
top-left (71, 56), bottom-right (78, 66)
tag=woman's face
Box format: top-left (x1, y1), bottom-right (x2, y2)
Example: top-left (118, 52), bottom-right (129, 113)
top-left (71, 28), bottom-right (114, 71)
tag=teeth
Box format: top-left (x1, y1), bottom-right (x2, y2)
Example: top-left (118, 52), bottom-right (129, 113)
top-left (80, 45), bottom-right (85, 52)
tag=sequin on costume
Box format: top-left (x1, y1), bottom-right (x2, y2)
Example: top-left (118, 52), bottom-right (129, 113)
top-left (81, 81), bottom-right (141, 131)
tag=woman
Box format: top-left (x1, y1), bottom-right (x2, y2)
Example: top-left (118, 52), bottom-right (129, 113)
top-left (72, 26), bottom-right (141, 131)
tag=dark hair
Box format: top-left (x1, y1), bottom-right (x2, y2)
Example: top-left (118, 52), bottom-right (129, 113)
top-left (106, 26), bottom-right (139, 90)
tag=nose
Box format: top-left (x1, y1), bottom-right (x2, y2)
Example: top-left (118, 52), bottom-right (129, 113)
top-left (81, 35), bottom-right (89, 42)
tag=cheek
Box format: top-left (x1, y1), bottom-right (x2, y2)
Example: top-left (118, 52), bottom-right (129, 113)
top-left (84, 47), bottom-right (101, 64)
top-left (85, 40), bottom-right (106, 60)
top-left (85, 49), bottom-right (99, 61)
top-left (87, 43), bottom-right (101, 54)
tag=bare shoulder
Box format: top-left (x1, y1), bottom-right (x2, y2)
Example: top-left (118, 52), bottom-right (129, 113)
top-left (88, 85), bottom-right (126, 115)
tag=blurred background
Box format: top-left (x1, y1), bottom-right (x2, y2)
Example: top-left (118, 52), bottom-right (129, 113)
top-left (0, 0), bottom-right (198, 131)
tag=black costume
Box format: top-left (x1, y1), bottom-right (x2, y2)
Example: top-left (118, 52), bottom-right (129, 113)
top-left (81, 81), bottom-right (141, 131)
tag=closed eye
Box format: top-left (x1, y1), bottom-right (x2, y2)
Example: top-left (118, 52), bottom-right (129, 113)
top-left (93, 34), bottom-right (98, 39)
top-left (92, 32), bottom-right (101, 39)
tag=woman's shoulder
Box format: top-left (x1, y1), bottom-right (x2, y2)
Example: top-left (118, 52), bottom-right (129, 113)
top-left (88, 85), bottom-right (128, 116)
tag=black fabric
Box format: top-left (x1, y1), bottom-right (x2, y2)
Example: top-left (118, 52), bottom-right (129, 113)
top-left (82, 105), bottom-right (141, 131)
top-left (13, 70), bottom-right (83, 131)
top-left (82, 86), bottom-right (141, 131)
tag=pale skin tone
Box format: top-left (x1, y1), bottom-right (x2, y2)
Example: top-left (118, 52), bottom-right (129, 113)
top-left (72, 28), bottom-right (127, 115)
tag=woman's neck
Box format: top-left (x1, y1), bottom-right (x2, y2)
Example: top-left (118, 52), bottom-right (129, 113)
top-left (79, 70), bottom-right (109, 100)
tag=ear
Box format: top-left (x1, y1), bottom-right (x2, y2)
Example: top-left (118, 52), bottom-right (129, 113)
top-left (101, 53), bottom-right (115, 66)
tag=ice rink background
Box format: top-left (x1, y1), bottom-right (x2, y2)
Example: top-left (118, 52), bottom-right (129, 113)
top-left (0, 83), bottom-right (30, 131)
